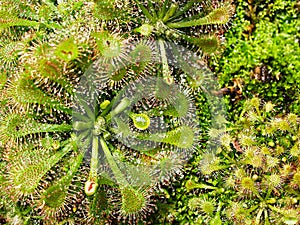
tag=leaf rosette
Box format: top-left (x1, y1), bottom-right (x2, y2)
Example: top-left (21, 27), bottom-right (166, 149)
top-left (72, 39), bottom-right (226, 221)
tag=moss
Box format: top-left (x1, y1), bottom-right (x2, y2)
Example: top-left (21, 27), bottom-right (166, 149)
top-left (210, 0), bottom-right (300, 119)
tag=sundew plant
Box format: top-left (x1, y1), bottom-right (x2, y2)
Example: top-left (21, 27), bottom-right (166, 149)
top-left (0, 0), bottom-right (235, 224)
top-left (180, 98), bottom-right (300, 224)
top-left (1, 0), bottom-right (299, 225)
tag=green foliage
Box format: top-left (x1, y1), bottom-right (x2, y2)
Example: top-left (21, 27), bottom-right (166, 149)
top-left (134, 0), bottom-right (235, 55)
top-left (168, 98), bottom-right (300, 224)
top-left (8, 1), bottom-right (300, 225)
top-left (55, 37), bottom-right (79, 62)
top-left (92, 0), bottom-right (131, 21)
top-left (120, 187), bottom-right (147, 215)
top-left (210, 0), bottom-right (300, 119)
top-left (0, 11), bottom-right (39, 30)
top-left (1, 0), bottom-right (228, 224)
top-left (7, 142), bottom-right (74, 198)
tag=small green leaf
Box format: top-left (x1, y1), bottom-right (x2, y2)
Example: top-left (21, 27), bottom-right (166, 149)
top-left (55, 37), bottom-right (79, 62)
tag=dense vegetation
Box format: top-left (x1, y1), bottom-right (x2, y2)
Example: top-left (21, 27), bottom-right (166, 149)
top-left (0, 0), bottom-right (299, 224)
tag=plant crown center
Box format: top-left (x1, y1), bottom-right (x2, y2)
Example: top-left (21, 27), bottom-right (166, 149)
top-left (93, 116), bottom-right (106, 135)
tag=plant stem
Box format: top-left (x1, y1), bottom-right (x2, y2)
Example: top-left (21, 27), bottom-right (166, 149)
top-left (134, 0), bottom-right (155, 23)
top-left (106, 97), bottom-right (131, 123)
top-left (76, 95), bottom-right (95, 120)
top-left (89, 136), bottom-right (99, 181)
top-left (255, 208), bottom-right (264, 225)
top-left (158, 0), bottom-right (170, 19)
top-left (167, 6), bottom-right (231, 28)
top-left (220, 149), bottom-right (236, 164)
top-left (196, 183), bottom-right (218, 189)
top-left (163, 4), bottom-right (178, 23)
top-left (158, 39), bottom-right (173, 84)
top-left (255, 191), bottom-right (265, 202)
top-left (246, 204), bottom-right (259, 214)
top-left (264, 209), bottom-right (270, 225)
top-left (147, 0), bottom-right (157, 19)
top-left (99, 136), bottom-right (129, 187)
top-left (170, 1), bottom-right (199, 20)
top-left (267, 204), bottom-right (285, 217)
